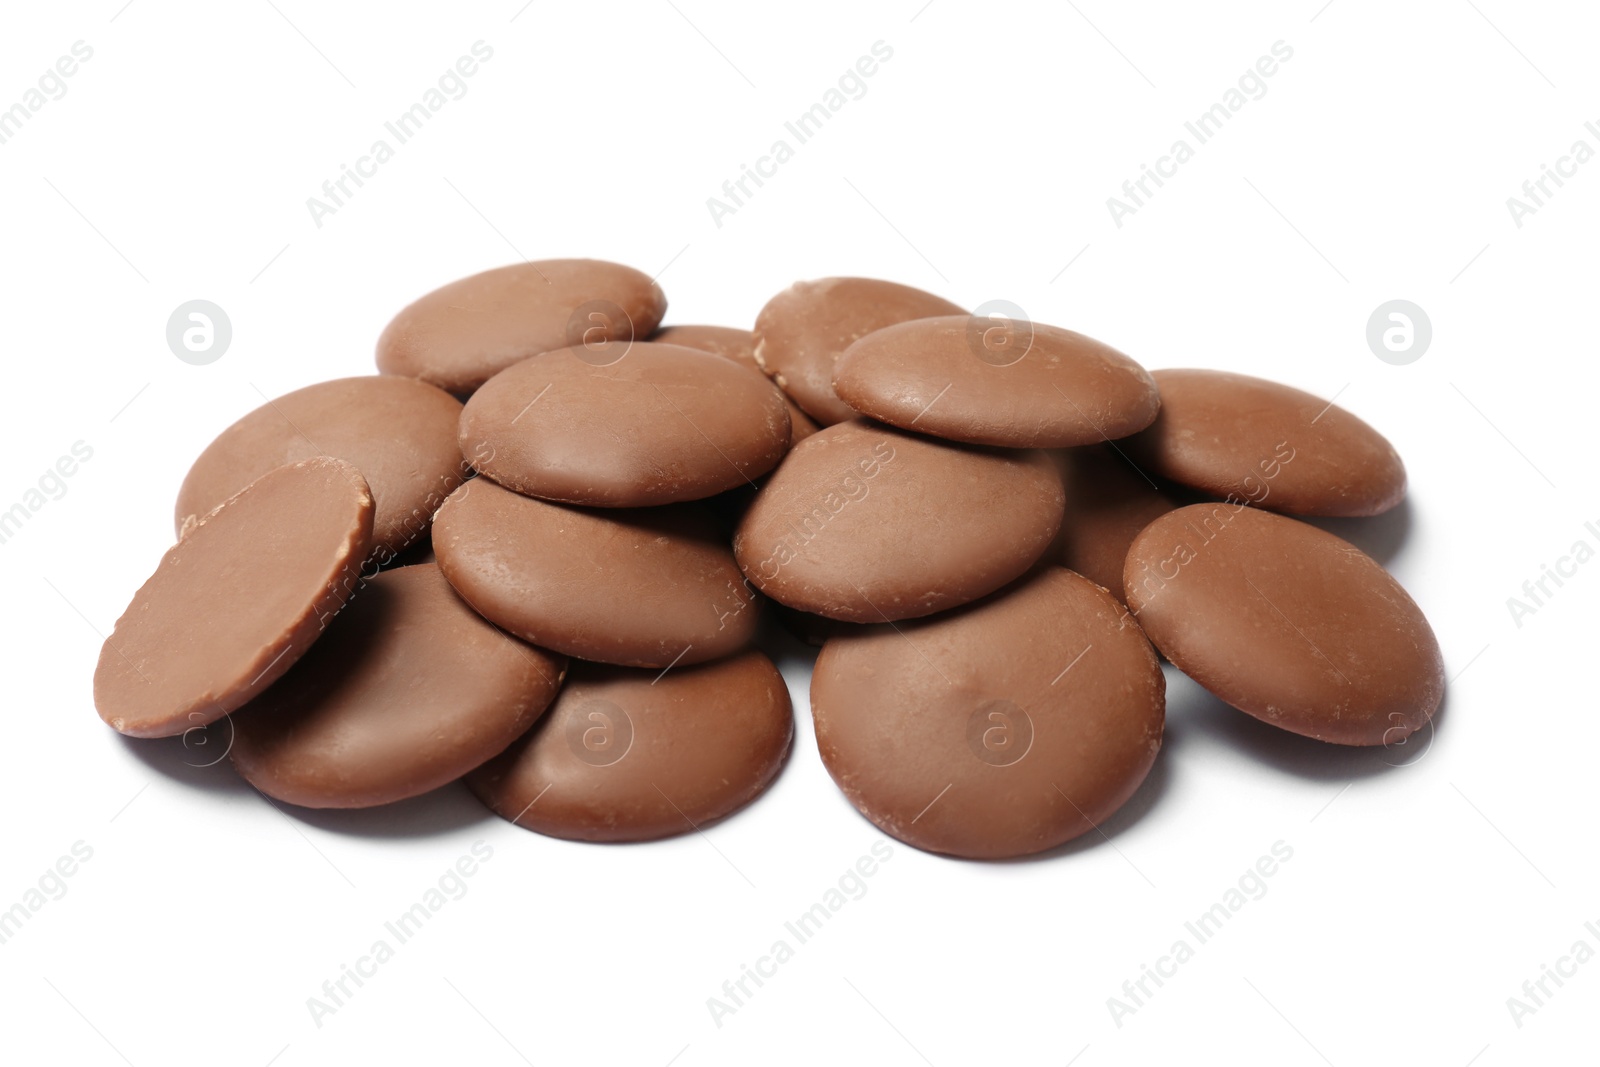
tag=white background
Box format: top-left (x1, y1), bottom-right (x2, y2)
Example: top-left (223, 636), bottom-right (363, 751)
top-left (1, 1), bottom-right (1594, 1064)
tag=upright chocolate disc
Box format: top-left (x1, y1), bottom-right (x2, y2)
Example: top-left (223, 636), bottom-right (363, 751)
top-left (734, 420), bottom-right (1064, 622)
top-left (230, 564), bottom-right (567, 808)
top-left (95, 458), bottom-right (374, 738)
top-left (176, 376), bottom-right (464, 562)
top-left (1125, 504), bottom-right (1443, 745)
top-left (460, 342), bottom-right (791, 507)
top-left (433, 477), bottom-right (758, 668)
top-left (376, 259), bottom-right (667, 395)
top-left (812, 567), bottom-right (1165, 860)
top-left (1056, 445), bottom-right (1181, 604)
top-left (1124, 369), bottom-right (1406, 517)
top-left (753, 277), bottom-right (964, 425)
top-left (652, 324), bottom-right (820, 444)
top-left (832, 316), bottom-right (1160, 447)
top-left (468, 651), bottom-right (792, 842)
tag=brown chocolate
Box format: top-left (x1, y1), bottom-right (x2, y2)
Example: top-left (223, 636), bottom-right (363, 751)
top-left (1124, 369), bottom-right (1406, 517)
top-left (734, 420), bottom-right (1064, 622)
top-left (460, 342), bottom-right (790, 507)
top-left (652, 324), bottom-right (820, 445)
top-left (832, 316), bottom-right (1160, 447)
top-left (1125, 504), bottom-right (1443, 745)
top-left (230, 564), bottom-right (566, 807)
top-left (376, 259), bottom-right (667, 395)
top-left (433, 477), bottom-right (758, 668)
top-left (753, 278), bottom-right (964, 425)
top-left (95, 458), bottom-right (374, 738)
top-left (811, 567), bottom-right (1165, 859)
top-left (1056, 445), bottom-right (1181, 603)
top-left (176, 376), bottom-right (463, 562)
top-left (467, 651), bottom-right (792, 842)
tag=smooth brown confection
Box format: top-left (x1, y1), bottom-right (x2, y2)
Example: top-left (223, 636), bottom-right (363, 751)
top-left (753, 277), bottom-right (965, 425)
top-left (1125, 504), bottom-right (1443, 746)
top-left (433, 477), bottom-right (758, 667)
top-left (230, 564), bottom-right (565, 808)
top-left (467, 651), bottom-right (792, 842)
top-left (1056, 445), bottom-right (1182, 603)
top-left (1123, 369), bottom-right (1406, 517)
top-left (175, 376), bottom-right (464, 562)
top-left (376, 259), bottom-right (667, 395)
top-left (733, 420), bottom-right (1064, 622)
top-left (652, 324), bottom-right (820, 444)
top-left (833, 316), bottom-right (1160, 447)
top-left (460, 342), bottom-right (791, 507)
top-left (95, 458), bottom-right (374, 739)
top-left (812, 567), bottom-right (1165, 859)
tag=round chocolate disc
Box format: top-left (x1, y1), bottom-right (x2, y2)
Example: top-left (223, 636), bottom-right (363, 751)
top-left (376, 259), bottom-right (667, 395)
top-left (467, 651), bottom-right (792, 843)
top-left (812, 567), bottom-right (1165, 860)
top-left (833, 316), bottom-right (1160, 447)
top-left (1124, 369), bottom-right (1407, 517)
top-left (96, 458), bottom-right (374, 738)
top-left (176, 376), bottom-right (464, 562)
top-left (652, 324), bottom-right (820, 445)
top-left (733, 420), bottom-right (1064, 622)
top-left (1125, 504), bottom-right (1444, 745)
top-left (753, 277), bottom-right (964, 425)
top-left (1056, 445), bottom-right (1181, 604)
top-left (230, 564), bottom-right (567, 808)
top-left (433, 477), bottom-right (758, 668)
top-left (460, 342), bottom-right (791, 507)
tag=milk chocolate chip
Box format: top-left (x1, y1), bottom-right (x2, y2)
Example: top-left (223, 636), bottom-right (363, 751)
top-left (95, 458), bottom-right (373, 738)
top-left (753, 277), bottom-right (964, 425)
top-left (1125, 503), bottom-right (1443, 745)
top-left (230, 564), bottom-right (566, 808)
top-left (1124, 369), bottom-right (1406, 517)
top-left (734, 420), bottom-right (1064, 622)
top-left (812, 567), bottom-right (1165, 859)
top-left (1056, 445), bottom-right (1181, 603)
top-left (833, 316), bottom-right (1160, 447)
top-left (176, 376), bottom-right (464, 561)
top-left (468, 651), bottom-right (792, 842)
top-left (652, 324), bottom-right (820, 445)
top-left (376, 259), bottom-right (667, 395)
top-left (433, 477), bottom-right (758, 668)
top-left (460, 342), bottom-right (790, 507)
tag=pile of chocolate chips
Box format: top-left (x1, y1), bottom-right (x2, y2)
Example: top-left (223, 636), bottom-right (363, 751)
top-left (94, 259), bottom-right (1443, 860)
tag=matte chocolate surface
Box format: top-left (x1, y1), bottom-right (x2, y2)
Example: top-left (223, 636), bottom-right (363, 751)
top-left (468, 651), bottom-right (792, 842)
top-left (734, 419), bottom-right (1064, 622)
top-left (753, 277), bottom-right (964, 425)
top-left (96, 458), bottom-right (374, 738)
top-left (1124, 369), bottom-right (1406, 517)
top-left (176, 375), bottom-right (463, 562)
top-left (811, 567), bottom-right (1165, 859)
top-left (652, 323), bottom-right (820, 445)
top-left (833, 316), bottom-right (1160, 447)
top-left (376, 259), bottom-right (667, 395)
top-left (1125, 504), bottom-right (1443, 745)
top-left (460, 342), bottom-right (790, 507)
top-left (230, 563), bottom-right (566, 808)
top-left (433, 477), bottom-right (758, 668)
top-left (1055, 445), bottom-right (1181, 604)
